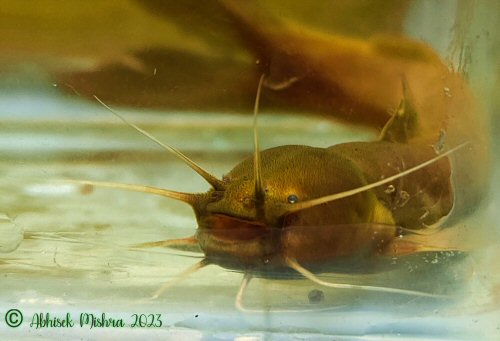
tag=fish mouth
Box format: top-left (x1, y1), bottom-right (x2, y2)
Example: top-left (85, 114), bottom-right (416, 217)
top-left (198, 214), bottom-right (270, 242)
top-left (196, 214), bottom-right (282, 269)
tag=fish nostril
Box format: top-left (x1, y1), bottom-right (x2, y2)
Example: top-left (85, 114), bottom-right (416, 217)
top-left (211, 191), bottom-right (224, 201)
top-left (242, 197), bottom-right (254, 208)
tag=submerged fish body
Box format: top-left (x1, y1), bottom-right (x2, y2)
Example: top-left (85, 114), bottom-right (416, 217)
top-left (184, 1), bottom-right (489, 273)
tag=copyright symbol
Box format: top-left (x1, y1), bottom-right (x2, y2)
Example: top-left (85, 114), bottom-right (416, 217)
top-left (5, 309), bottom-right (23, 328)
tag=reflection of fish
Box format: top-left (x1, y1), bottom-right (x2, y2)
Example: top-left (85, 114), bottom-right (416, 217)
top-left (67, 1), bottom-right (490, 307)
top-left (60, 1), bottom-right (412, 114)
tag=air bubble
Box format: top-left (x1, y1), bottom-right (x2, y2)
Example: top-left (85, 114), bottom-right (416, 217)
top-left (384, 185), bottom-right (396, 194)
top-left (433, 129), bottom-right (446, 153)
top-left (287, 194), bottom-right (299, 204)
top-left (398, 191), bottom-right (410, 207)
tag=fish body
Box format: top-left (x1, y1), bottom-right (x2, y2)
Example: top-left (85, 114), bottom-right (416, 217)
top-left (73, 1), bottom-right (491, 297)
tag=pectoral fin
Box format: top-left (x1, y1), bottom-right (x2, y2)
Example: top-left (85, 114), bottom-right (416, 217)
top-left (132, 236), bottom-right (202, 253)
top-left (381, 223), bottom-right (486, 257)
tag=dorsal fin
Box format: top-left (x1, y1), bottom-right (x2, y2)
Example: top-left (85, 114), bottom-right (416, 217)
top-left (379, 77), bottom-right (419, 143)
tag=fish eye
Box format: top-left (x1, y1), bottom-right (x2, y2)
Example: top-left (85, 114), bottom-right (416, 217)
top-left (287, 194), bottom-right (299, 204)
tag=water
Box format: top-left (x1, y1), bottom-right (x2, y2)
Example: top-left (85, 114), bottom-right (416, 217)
top-left (0, 85), bottom-right (498, 341)
top-left (0, 1), bottom-right (499, 340)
